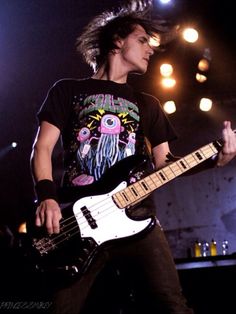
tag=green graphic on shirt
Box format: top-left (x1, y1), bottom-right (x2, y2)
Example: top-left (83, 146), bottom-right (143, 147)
top-left (79, 94), bottom-right (140, 121)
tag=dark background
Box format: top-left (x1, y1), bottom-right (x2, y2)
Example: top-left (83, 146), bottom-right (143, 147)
top-left (0, 0), bottom-right (236, 257)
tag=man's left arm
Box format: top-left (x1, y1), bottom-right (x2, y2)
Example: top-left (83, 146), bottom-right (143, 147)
top-left (151, 120), bottom-right (236, 174)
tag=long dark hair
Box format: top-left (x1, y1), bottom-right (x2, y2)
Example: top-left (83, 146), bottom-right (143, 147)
top-left (76, 0), bottom-right (178, 71)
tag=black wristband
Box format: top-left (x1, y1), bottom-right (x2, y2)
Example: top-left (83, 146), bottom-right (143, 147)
top-left (35, 179), bottom-right (58, 203)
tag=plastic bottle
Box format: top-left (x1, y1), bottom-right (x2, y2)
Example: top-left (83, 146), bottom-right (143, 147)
top-left (194, 240), bottom-right (202, 257)
top-left (202, 241), bottom-right (209, 257)
top-left (222, 240), bottom-right (229, 255)
top-left (210, 239), bottom-right (217, 256)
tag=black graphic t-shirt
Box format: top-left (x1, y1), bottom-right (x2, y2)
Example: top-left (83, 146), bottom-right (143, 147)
top-left (38, 78), bottom-right (177, 215)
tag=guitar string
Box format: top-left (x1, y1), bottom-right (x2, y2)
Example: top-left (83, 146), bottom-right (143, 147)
top-left (36, 178), bottom-right (155, 251)
top-left (36, 144), bottom-right (219, 252)
top-left (36, 195), bottom-right (128, 251)
top-left (35, 167), bottom-right (196, 251)
top-left (36, 202), bottom-right (127, 252)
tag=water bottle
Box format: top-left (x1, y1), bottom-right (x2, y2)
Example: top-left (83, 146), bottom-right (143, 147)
top-left (194, 240), bottom-right (202, 257)
top-left (222, 240), bottom-right (229, 255)
top-left (202, 241), bottom-right (209, 257)
top-left (210, 239), bottom-right (217, 256)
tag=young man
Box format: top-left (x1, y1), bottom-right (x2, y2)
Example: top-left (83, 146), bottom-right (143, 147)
top-left (31, 1), bottom-right (236, 313)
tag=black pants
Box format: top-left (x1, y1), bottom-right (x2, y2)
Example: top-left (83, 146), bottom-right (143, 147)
top-left (50, 222), bottom-right (194, 314)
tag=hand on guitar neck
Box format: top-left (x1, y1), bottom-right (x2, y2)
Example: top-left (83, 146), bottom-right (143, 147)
top-left (215, 121), bottom-right (236, 167)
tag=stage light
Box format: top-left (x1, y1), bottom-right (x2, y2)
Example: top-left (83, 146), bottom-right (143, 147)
top-left (182, 28), bottom-right (199, 43)
top-left (149, 34), bottom-right (161, 48)
top-left (198, 59), bottom-right (210, 72)
top-left (11, 142), bottom-right (18, 148)
top-left (196, 73), bottom-right (207, 83)
top-left (199, 98), bottom-right (212, 111)
top-left (161, 77), bottom-right (176, 88)
top-left (159, 0), bottom-right (172, 4)
top-left (163, 101), bottom-right (176, 114)
top-left (160, 63), bottom-right (173, 77)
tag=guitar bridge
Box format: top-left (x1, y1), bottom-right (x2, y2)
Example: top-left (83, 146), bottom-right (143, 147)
top-left (33, 237), bottom-right (57, 256)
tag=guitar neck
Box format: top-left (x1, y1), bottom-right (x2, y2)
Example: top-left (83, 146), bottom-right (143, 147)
top-left (113, 140), bottom-right (222, 208)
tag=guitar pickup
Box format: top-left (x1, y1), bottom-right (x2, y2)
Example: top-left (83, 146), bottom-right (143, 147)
top-left (81, 206), bottom-right (97, 229)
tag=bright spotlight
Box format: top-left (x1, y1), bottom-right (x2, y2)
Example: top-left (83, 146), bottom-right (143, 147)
top-left (11, 142), bottom-right (18, 148)
top-left (161, 77), bottom-right (176, 88)
top-left (163, 101), bottom-right (176, 114)
top-left (160, 63), bottom-right (173, 77)
top-left (196, 73), bottom-right (207, 83)
top-left (159, 0), bottom-right (172, 4)
top-left (182, 28), bottom-right (199, 43)
top-left (198, 59), bottom-right (210, 72)
top-left (199, 98), bottom-right (212, 111)
top-left (149, 34), bottom-right (161, 48)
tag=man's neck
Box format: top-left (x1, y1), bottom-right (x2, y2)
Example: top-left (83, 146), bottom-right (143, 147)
top-left (92, 58), bottom-right (128, 83)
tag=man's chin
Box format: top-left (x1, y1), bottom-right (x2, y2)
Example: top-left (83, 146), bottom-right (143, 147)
top-left (130, 68), bottom-right (147, 75)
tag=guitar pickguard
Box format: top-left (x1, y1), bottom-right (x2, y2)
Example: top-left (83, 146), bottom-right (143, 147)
top-left (73, 182), bottom-right (152, 245)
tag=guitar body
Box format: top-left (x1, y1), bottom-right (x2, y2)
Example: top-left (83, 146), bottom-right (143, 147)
top-left (26, 155), bottom-right (156, 281)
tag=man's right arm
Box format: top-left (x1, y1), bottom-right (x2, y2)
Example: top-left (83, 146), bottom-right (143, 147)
top-left (31, 121), bottom-right (62, 234)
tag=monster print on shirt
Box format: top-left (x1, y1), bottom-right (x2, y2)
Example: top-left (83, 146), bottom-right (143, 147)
top-left (70, 92), bottom-right (140, 186)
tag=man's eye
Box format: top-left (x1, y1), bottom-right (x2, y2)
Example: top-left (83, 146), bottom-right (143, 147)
top-left (139, 38), bottom-right (146, 43)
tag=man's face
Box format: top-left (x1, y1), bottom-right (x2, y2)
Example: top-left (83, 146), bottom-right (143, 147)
top-left (119, 24), bottom-right (154, 74)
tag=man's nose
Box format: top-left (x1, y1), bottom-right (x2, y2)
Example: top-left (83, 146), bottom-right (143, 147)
top-left (147, 46), bottom-right (154, 56)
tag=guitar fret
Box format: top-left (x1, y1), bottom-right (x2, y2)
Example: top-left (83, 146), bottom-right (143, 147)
top-left (132, 182), bottom-right (146, 197)
top-left (195, 151), bottom-right (203, 160)
top-left (210, 142), bottom-right (219, 154)
top-left (143, 176), bottom-right (157, 191)
top-left (125, 188), bottom-right (136, 201)
top-left (199, 150), bottom-right (207, 159)
top-left (130, 186), bottom-right (139, 197)
top-left (141, 180), bottom-right (150, 191)
top-left (159, 171), bottom-right (167, 181)
top-left (149, 173), bottom-right (163, 187)
top-left (184, 154), bottom-right (198, 167)
top-left (201, 144), bottom-right (218, 158)
top-left (113, 178), bottom-right (154, 207)
top-left (156, 171), bottom-right (167, 183)
top-left (177, 158), bottom-right (189, 170)
top-left (169, 163), bottom-right (183, 176)
top-left (113, 140), bottom-right (222, 209)
top-left (113, 193), bottom-right (128, 207)
top-left (162, 167), bottom-right (176, 180)
top-left (121, 191), bottom-right (130, 202)
top-left (126, 186), bottom-right (140, 202)
top-left (180, 160), bottom-right (187, 169)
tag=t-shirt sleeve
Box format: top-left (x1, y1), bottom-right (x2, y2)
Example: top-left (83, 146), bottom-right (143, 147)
top-left (37, 79), bottom-right (73, 131)
top-left (139, 92), bottom-right (177, 147)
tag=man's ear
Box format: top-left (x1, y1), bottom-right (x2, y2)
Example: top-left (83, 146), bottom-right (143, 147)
top-left (113, 35), bottom-right (124, 49)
